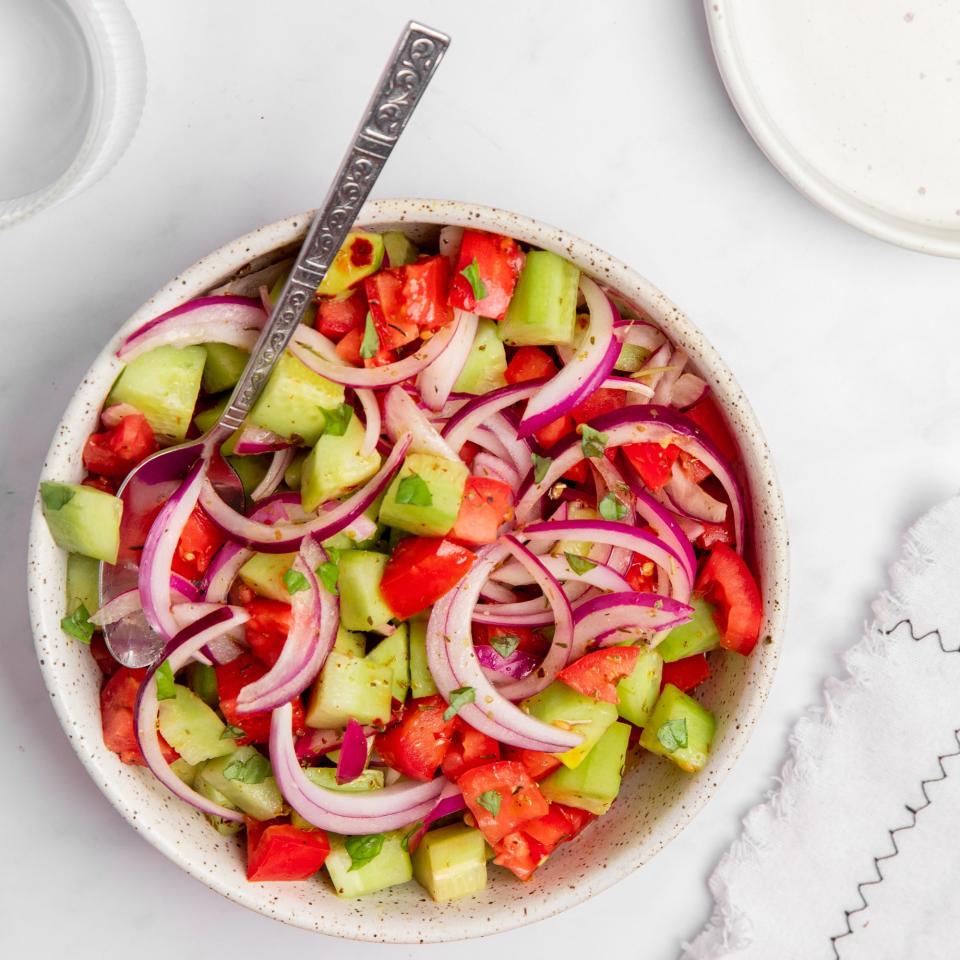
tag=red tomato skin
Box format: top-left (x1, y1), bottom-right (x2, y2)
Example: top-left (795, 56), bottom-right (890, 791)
top-left (504, 346), bottom-right (557, 384)
top-left (316, 288), bottom-right (367, 341)
top-left (215, 654), bottom-right (306, 744)
top-left (472, 623), bottom-right (551, 662)
top-left (492, 803), bottom-right (596, 880)
top-left (501, 746), bottom-right (563, 781)
top-left (83, 474), bottom-right (118, 494)
top-left (440, 722), bottom-right (502, 781)
top-left (90, 632), bottom-right (119, 677)
top-left (492, 830), bottom-right (545, 881)
top-left (569, 388), bottom-right (625, 425)
top-left (557, 647), bottom-right (641, 703)
top-left (458, 760), bottom-right (550, 844)
top-left (696, 519), bottom-right (734, 550)
top-left (379, 537), bottom-right (476, 621)
top-left (374, 695), bottom-right (457, 782)
top-left (244, 598), bottom-right (292, 667)
top-left (562, 460), bottom-right (589, 484)
top-left (661, 654), bottom-right (710, 693)
top-left (101, 668), bottom-right (177, 765)
top-left (695, 544), bottom-right (762, 655)
top-left (365, 269), bottom-right (417, 350)
top-left (450, 476), bottom-right (514, 546)
top-left (245, 818), bottom-right (330, 881)
top-left (625, 556), bottom-right (658, 593)
top-left (170, 505), bottom-right (225, 581)
top-left (622, 441), bottom-right (681, 491)
top-left (82, 414), bottom-right (158, 479)
top-left (534, 413), bottom-right (575, 450)
top-left (448, 230), bottom-right (524, 320)
top-left (684, 396), bottom-right (740, 465)
top-left (334, 327), bottom-right (363, 365)
top-left (401, 256), bottom-right (453, 331)
top-left (678, 450), bottom-right (711, 484)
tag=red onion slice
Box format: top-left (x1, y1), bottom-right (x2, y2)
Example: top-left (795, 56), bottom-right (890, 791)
top-left (478, 579), bottom-right (522, 604)
top-left (335, 718), bottom-right (369, 785)
top-left (487, 554), bottom-right (631, 593)
top-left (475, 644), bottom-right (539, 681)
top-left (600, 375), bottom-right (655, 401)
top-left (671, 372), bottom-right (709, 409)
top-left (417, 310), bottom-right (478, 411)
top-left (573, 591), bottom-right (693, 655)
top-left (653, 347), bottom-right (688, 405)
top-left (472, 451), bottom-right (521, 490)
top-left (101, 402), bottom-right (142, 428)
top-left (383, 384), bottom-right (459, 461)
top-left (405, 780), bottom-right (466, 853)
top-left (622, 477), bottom-right (697, 585)
top-left (615, 321), bottom-right (666, 353)
top-left (250, 447), bottom-right (296, 502)
top-left (663, 461), bottom-right (727, 524)
top-left (438, 225), bottom-right (463, 262)
top-left (441, 381), bottom-right (542, 454)
top-left (355, 388), bottom-right (381, 457)
top-left (233, 425), bottom-right (291, 456)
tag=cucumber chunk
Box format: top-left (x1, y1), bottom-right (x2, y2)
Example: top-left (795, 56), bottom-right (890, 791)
top-left (333, 625), bottom-right (366, 658)
top-left (383, 231), bottom-right (419, 266)
top-left (614, 342), bottom-right (651, 373)
top-left (107, 344), bottom-right (206, 441)
top-left (225, 454), bottom-right (269, 499)
top-left (498, 251), bottom-right (579, 346)
top-left (316, 231), bottom-right (385, 297)
top-left (40, 482), bottom-right (121, 563)
top-left (325, 831), bottom-right (412, 898)
top-left (551, 501), bottom-right (600, 558)
top-left (522, 681), bottom-right (617, 769)
top-left (305, 651), bottom-right (393, 728)
top-left (66, 553), bottom-right (100, 615)
top-left (409, 617), bottom-right (438, 697)
top-left (202, 343), bottom-right (248, 393)
top-left (238, 552), bottom-right (297, 602)
top-left (187, 662), bottom-right (218, 708)
top-left (157, 685), bottom-right (234, 766)
top-left (196, 746), bottom-right (284, 820)
top-left (170, 757), bottom-right (198, 788)
top-left (616, 647), bottom-right (663, 727)
top-left (655, 598), bottom-right (721, 663)
top-left (193, 396), bottom-right (227, 434)
top-left (638, 684), bottom-right (716, 773)
top-left (284, 450), bottom-right (307, 489)
top-left (338, 550), bottom-right (393, 631)
top-left (304, 767), bottom-right (384, 792)
top-left (379, 453), bottom-right (468, 537)
top-left (453, 318), bottom-right (508, 394)
top-left (194, 775), bottom-right (244, 836)
top-left (413, 823), bottom-right (487, 902)
top-left (301, 412), bottom-right (381, 511)
top-left (367, 624), bottom-right (410, 702)
top-left (540, 720), bottom-right (630, 815)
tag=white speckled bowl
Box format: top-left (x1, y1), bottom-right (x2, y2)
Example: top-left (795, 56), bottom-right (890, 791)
top-left (28, 199), bottom-right (788, 943)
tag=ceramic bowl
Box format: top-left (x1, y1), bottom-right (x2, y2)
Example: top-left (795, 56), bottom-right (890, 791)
top-left (28, 199), bottom-right (788, 942)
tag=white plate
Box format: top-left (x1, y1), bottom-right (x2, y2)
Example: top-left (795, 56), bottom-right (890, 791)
top-left (706, 0), bottom-right (960, 257)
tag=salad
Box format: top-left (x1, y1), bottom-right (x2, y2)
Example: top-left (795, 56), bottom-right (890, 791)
top-left (40, 225), bottom-right (763, 900)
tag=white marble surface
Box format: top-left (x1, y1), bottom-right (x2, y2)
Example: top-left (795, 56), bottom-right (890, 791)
top-left (3, 1), bottom-right (958, 956)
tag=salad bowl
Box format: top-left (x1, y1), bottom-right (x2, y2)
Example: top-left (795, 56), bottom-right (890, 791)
top-left (28, 198), bottom-right (788, 942)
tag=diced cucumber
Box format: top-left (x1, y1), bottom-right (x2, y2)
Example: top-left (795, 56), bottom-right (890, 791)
top-left (158, 684), bottom-right (235, 766)
top-left (305, 651), bottom-right (393, 728)
top-left (301, 412), bottom-right (381, 511)
top-left (284, 450), bottom-right (307, 489)
top-left (171, 757), bottom-right (198, 788)
top-left (226, 454), bottom-right (270, 499)
top-left (316, 231), bottom-right (385, 297)
top-left (551, 501), bottom-right (599, 558)
top-left (338, 551), bottom-right (393, 631)
top-left (304, 767), bottom-right (383, 792)
top-left (193, 396), bottom-right (227, 434)
top-left (367, 624), bottom-right (410, 701)
top-left (379, 453), bottom-right (468, 537)
top-left (238, 552), bottom-right (297, 602)
top-left (409, 617), bottom-right (438, 697)
top-left (248, 351), bottom-right (344, 445)
top-left (638, 684), bottom-right (716, 773)
top-left (334, 625), bottom-right (366, 658)
top-left (66, 553), bottom-right (99, 615)
top-left (202, 343), bottom-right (248, 393)
top-left (107, 344), bottom-right (207, 440)
top-left (656, 598), bottom-right (721, 663)
top-left (325, 831), bottom-right (412, 898)
top-left (196, 746), bottom-right (284, 820)
top-left (453, 318), bottom-right (508, 394)
top-left (194, 775), bottom-right (244, 836)
top-left (614, 342), bottom-right (651, 372)
top-left (616, 647), bottom-right (663, 728)
top-left (40, 482), bottom-right (122, 563)
top-left (498, 251), bottom-right (579, 346)
top-left (540, 721), bottom-right (630, 815)
top-left (187, 662), bottom-right (219, 708)
top-left (383, 230), bottom-right (419, 266)
top-left (522, 681), bottom-right (617, 769)
top-left (412, 823), bottom-right (487, 902)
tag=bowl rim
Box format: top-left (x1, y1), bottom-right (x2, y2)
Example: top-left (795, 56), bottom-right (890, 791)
top-left (27, 198), bottom-right (789, 941)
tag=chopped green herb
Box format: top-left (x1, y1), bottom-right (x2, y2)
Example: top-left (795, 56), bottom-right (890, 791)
top-left (598, 492), bottom-right (628, 521)
top-left (656, 718), bottom-right (688, 753)
top-left (283, 568), bottom-right (310, 595)
top-left (490, 633), bottom-right (520, 659)
top-left (532, 453), bottom-right (552, 485)
top-left (223, 752), bottom-right (271, 784)
top-left (155, 660), bottom-right (176, 701)
top-left (317, 560), bottom-right (339, 595)
top-left (401, 822), bottom-right (423, 852)
top-left (476, 790), bottom-right (502, 817)
top-left (323, 402), bottom-right (353, 437)
top-left (579, 425), bottom-right (608, 459)
top-left (40, 484), bottom-right (75, 511)
top-left (396, 472), bottom-right (432, 507)
top-left (459, 256), bottom-right (487, 302)
top-left (443, 685), bottom-right (476, 721)
top-left (360, 311), bottom-right (380, 360)
top-left (345, 832), bottom-right (385, 871)
top-left (60, 603), bottom-right (94, 643)
top-left (564, 552), bottom-right (597, 575)
top-left (220, 723), bottom-right (246, 741)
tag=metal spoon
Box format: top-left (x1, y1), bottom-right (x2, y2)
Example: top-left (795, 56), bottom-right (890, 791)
top-left (101, 21), bottom-right (450, 667)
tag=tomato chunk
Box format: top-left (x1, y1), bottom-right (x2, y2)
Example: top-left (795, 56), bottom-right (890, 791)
top-left (504, 345), bottom-right (556, 384)
top-left (696, 519), bottom-right (734, 550)
top-left (534, 413), bottom-right (575, 450)
top-left (501, 746), bottom-right (562, 781)
top-left (334, 326), bottom-right (363, 365)
top-left (365, 269), bottom-right (417, 350)
top-left (569, 387), bottom-right (625, 425)
top-left (379, 537), bottom-right (475, 620)
top-left (450, 476), bottom-right (514, 546)
top-left (215, 654), bottom-right (306, 744)
top-left (458, 760), bottom-right (549, 844)
top-left (661, 654), bottom-right (710, 693)
top-left (101, 667), bottom-right (176, 765)
top-left (492, 803), bottom-right (595, 881)
top-left (625, 555), bottom-right (658, 593)
top-left (557, 647), bottom-right (641, 703)
top-left (472, 623), bottom-right (550, 662)
top-left (684, 396), bottom-right (740, 465)
top-left (316, 288), bottom-right (367, 342)
top-left (244, 598), bottom-right (292, 668)
top-left (171, 505), bottom-right (225, 581)
top-left (695, 544), bottom-right (762, 655)
top-left (448, 229), bottom-right (524, 320)
top-left (82, 413), bottom-right (158, 479)
top-left (492, 829), bottom-right (545, 881)
top-left (441, 721), bottom-right (501, 781)
top-left (623, 441), bottom-right (681, 491)
top-left (374, 695), bottom-right (457, 782)
top-left (401, 255), bottom-right (453, 331)
top-left (245, 817), bottom-right (330, 881)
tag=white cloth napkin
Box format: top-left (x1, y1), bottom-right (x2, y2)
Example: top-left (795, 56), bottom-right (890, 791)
top-left (683, 496), bottom-right (960, 960)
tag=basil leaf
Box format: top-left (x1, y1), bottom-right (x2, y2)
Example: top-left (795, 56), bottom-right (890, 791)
top-left (579, 425), bottom-right (609, 459)
top-left (317, 560), bottom-right (339, 595)
top-left (656, 718), bottom-right (688, 753)
top-left (323, 402), bottom-right (353, 437)
top-left (564, 552), bottom-right (597, 575)
top-left (476, 790), bottom-right (502, 817)
top-left (60, 603), bottom-right (94, 643)
top-left (345, 832), bottom-right (385, 871)
top-left (220, 723), bottom-right (246, 741)
top-left (401, 822), bottom-right (423, 853)
top-left (532, 453), bottom-right (552, 485)
top-left (598, 492), bottom-right (628, 521)
top-left (396, 472), bottom-right (432, 507)
top-left (40, 483), bottom-right (75, 511)
top-left (443, 685), bottom-right (476, 721)
top-left (223, 752), bottom-right (271, 784)
top-left (155, 660), bottom-right (176, 701)
top-left (283, 568), bottom-right (310, 595)
top-left (360, 311), bottom-right (380, 360)
top-left (490, 633), bottom-right (520, 659)
top-left (459, 257), bottom-right (487, 302)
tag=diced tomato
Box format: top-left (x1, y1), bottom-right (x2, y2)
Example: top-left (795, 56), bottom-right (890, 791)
top-left (379, 537), bottom-right (476, 620)
top-left (244, 598), bottom-right (292, 668)
top-left (90, 632), bottom-right (119, 677)
top-left (678, 450), bottom-right (711, 484)
top-left (695, 544), bottom-right (762, 655)
top-left (458, 760), bottom-right (549, 844)
top-left (101, 668), bottom-right (177, 765)
top-left (623, 441), bottom-right (681, 491)
top-left (448, 229), bottom-right (524, 320)
top-left (625, 555), bottom-right (658, 593)
top-left (556, 803), bottom-right (596, 839)
top-left (504, 345), bottom-right (557, 384)
top-left (569, 388), bottom-right (625, 425)
top-left (441, 722), bottom-right (501, 781)
top-left (684, 396), bottom-right (739, 465)
top-left (661, 654), bottom-right (710, 693)
top-left (82, 413), bottom-right (158, 479)
top-left (400, 255), bottom-right (453, 332)
top-left (334, 326), bottom-right (363, 365)
top-left (83, 474), bottom-right (118, 494)
top-left (170, 505), bottom-right (225, 581)
top-left (522, 803), bottom-right (593, 854)
top-left (245, 817), bottom-right (330, 881)
top-left (562, 460), bottom-right (589, 484)
top-left (472, 623), bottom-right (551, 662)
top-left (316, 288), bottom-right (368, 341)
top-left (365, 269), bottom-right (417, 350)
top-left (492, 829), bottom-right (545, 881)
top-left (450, 476), bottom-right (514, 546)
top-left (502, 746), bottom-right (562, 781)
top-left (458, 440), bottom-right (480, 467)
top-left (374, 695), bottom-right (457, 782)
top-left (696, 519), bottom-right (734, 550)
top-left (557, 647), bottom-right (641, 703)
top-left (216, 654), bottom-right (306, 744)
top-left (534, 413), bottom-right (575, 450)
